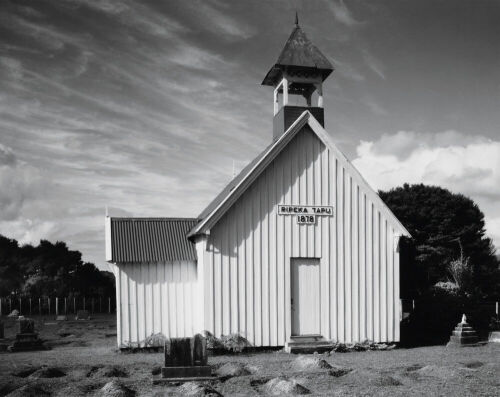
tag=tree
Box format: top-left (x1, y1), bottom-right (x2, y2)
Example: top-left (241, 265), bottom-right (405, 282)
top-left (379, 183), bottom-right (499, 298)
top-left (0, 234), bottom-right (115, 298)
top-left (0, 235), bottom-right (23, 296)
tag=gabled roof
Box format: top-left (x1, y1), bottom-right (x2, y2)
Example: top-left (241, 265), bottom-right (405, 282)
top-left (197, 141), bottom-right (274, 221)
top-left (107, 217), bottom-right (197, 263)
top-left (188, 111), bottom-right (411, 240)
top-left (262, 24), bottom-right (334, 86)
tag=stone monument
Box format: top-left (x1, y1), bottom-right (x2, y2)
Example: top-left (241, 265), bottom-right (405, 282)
top-left (76, 310), bottom-right (90, 320)
top-left (488, 314), bottom-right (500, 343)
top-left (0, 320), bottom-right (6, 352)
top-left (447, 314), bottom-right (480, 347)
top-left (8, 317), bottom-right (46, 352)
top-left (156, 334), bottom-right (212, 382)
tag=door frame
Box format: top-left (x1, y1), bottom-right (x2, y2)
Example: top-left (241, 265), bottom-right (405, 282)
top-left (289, 257), bottom-right (322, 337)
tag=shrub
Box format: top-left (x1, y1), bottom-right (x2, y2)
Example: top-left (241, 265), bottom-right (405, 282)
top-left (203, 331), bottom-right (250, 353)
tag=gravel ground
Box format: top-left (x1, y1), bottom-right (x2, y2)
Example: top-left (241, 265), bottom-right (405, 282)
top-left (0, 315), bottom-right (499, 396)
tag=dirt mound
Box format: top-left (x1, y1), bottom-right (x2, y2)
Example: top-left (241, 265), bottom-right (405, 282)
top-left (415, 365), bottom-right (457, 378)
top-left (30, 367), bottom-right (66, 378)
top-left (98, 381), bottom-right (135, 397)
top-left (292, 356), bottom-right (332, 371)
top-left (265, 377), bottom-right (310, 395)
top-left (177, 382), bottom-right (222, 396)
top-left (328, 365), bottom-right (352, 377)
top-left (215, 362), bottom-right (251, 381)
top-left (88, 365), bottom-right (129, 378)
top-left (462, 361), bottom-right (484, 369)
top-left (6, 384), bottom-right (51, 397)
top-left (370, 375), bottom-right (402, 387)
top-left (404, 364), bottom-right (423, 372)
top-left (11, 367), bottom-right (38, 378)
top-left (0, 379), bottom-right (22, 396)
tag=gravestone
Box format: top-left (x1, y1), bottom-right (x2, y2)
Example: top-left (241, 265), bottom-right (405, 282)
top-left (447, 314), bottom-right (480, 347)
top-left (19, 317), bottom-right (34, 334)
top-left (76, 310), bottom-right (90, 320)
top-left (489, 331), bottom-right (500, 343)
top-left (8, 317), bottom-right (46, 352)
top-left (0, 320), bottom-right (6, 352)
top-left (159, 334), bottom-right (211, 381)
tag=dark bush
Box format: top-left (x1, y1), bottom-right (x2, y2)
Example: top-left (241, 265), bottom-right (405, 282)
top-left (401, 288), bottom-right (495, 346)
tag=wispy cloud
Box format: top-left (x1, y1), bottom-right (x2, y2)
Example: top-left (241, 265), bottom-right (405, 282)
top-left (189, 1), bottom-right (256, 40)
top-left (360, 95), bottom-right (388, 116)
top-left (326, 0), bottom-right (362, 27)
top-left (362, 49), bottom-right (386, 79)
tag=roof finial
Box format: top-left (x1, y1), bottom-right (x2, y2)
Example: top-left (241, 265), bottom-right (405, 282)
top-left (295, 11), bottom-right (299, 26)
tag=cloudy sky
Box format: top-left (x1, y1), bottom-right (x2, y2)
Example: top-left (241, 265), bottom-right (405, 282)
top-left (0, 0), bottom-right (499, 270)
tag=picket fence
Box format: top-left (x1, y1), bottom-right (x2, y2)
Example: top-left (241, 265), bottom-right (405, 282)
top-left (0, 296), bottom-right (116, 316)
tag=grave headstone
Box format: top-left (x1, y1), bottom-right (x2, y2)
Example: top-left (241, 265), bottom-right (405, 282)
top-left (191, 333), bottom-right (208, 366)
top-left (18, 317), bottom-right (35, 334)
top-left (159, 334), bottom-right (212, 381)
top-left (76, 310), bottom-right (90, 320)
top-left (0, 320), bottom-right (7, 351)
top-left (8, 317), bottom-right (46, 352)
top-left (447, 314), bottom-right (480, 347)
top-left (489, 331), bottom-right (500, 343)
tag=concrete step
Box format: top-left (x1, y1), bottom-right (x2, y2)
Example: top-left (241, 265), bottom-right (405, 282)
top-left (289, 335), bottom-right (324, 343)
top-left (285, 336), bottom-right (334, 353)
top-left (286, 343), bottom-right (335, 354)
top-left (452, 330), bottom-right (477, 336)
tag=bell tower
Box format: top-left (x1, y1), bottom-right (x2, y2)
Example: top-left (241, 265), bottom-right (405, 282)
top-left (262, 14), bottom-right (334, 141)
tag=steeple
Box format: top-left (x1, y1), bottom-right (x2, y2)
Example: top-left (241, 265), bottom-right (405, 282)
top-left (263, 16), bottom-right (334, 140)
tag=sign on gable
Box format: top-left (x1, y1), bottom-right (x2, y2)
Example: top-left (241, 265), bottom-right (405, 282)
top-left (277, 205), bottom-right (334, 225)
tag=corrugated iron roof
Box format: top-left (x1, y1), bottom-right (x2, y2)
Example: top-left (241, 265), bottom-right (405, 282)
top-left (262, 24), bottom-right (334, 86)
top-left (109, 218), bottom-right (198, 263)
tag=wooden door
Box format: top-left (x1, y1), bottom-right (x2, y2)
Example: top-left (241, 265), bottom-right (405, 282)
top-left (291, 258), bottom-right (321, 336)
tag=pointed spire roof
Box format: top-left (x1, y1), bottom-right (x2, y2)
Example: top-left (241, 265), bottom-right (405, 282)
top-left (262, 17), bottom-right (334, 86)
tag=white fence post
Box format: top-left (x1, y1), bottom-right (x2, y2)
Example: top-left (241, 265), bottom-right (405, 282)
top-left (56, 297), bottom-right (59, 316)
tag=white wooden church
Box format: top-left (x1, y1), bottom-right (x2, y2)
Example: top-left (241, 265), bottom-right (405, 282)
top-left (105, 19), bottom-right (411, 351)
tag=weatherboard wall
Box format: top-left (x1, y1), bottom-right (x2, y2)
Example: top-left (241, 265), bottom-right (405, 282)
top-left (111, 260), bottom-right (199, 347)
top-left (200, 126), bottom-right (402, 346)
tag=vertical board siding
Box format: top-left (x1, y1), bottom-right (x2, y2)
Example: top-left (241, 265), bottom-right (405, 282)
top-left (204, 126), bottom-right (402, 346)
top-left (114, 261), bottom-right (197, 347)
